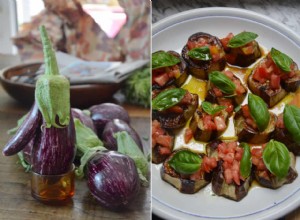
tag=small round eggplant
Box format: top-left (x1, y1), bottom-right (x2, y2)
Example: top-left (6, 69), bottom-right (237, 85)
top-left (102, 119), bottom-right (143, 152)
top-left (234, 109), bottom-right (276, 144)
top-left (182, 32), bottom-right (226, 80)
top-left (152, 93), bottom-right (198, 129)
top-left (161, 149), bottom-right (212, 194)
top-left (89, 103), bottom-right (130, 138)
top-left (71, 108), bottom-right (95, 132)
top-left (152, 50), bottom-right (188, 90)
top-left (86, 151), bottom-right (140, 209)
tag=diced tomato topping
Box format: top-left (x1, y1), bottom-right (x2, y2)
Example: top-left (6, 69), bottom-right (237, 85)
top-left (187, 37), bottom-right (208, 50)
top-left (201, 156), bottom-right (217, 173)
top-left (276, 114), bottom-right (285, 129)
top-left (213, 87), bottom-right (223, 97)
top-left (184, 128), bottom-right (193, 144)
top-left (233, 78), bottom-right (246, 95)
top-left (224, 70), bottom-right (234, 79)
top-left (220, 33), bottom-right (234, 50)
top-left (153, 73), bottom-right (169, 87)
top-left (270, 74), bottom-right (281, 90)
top-left (167, 65), bottom-right (181, 79)
top-left (241, 42), bottom-right (255, 55)
top-left (156, 135), bottom-right (173, 148)
top-left (158, 146), bottom-right (172, 155)
top-left (203, 114), bottom-right (217, 131)
top-left (214, 116), bottom-right (227, 131)
top-left (152, 120), bottom-right (173, 149)
top-left (246, 118), bottom-right (257, 129)
top-left (167, 106), bottom-right (184, 113)
top-left (251, 146), bottom-right (267, 171)
top-left (180, 92), bottom-right (193, 105)
top-left (242, 105), bottom-right (251, 118)
top-left (241, 105), bottom-right (258, 129)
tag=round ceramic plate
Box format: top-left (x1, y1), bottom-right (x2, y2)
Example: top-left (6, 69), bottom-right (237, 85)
top-left (152, 7), bottom-right (300, 220)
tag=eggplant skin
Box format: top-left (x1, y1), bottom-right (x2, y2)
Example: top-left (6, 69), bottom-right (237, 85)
top-left (161, 149), bottom-right (211, 194)
top-left (152, 50), bottom-right (188, 90)
top-left (273, 127), bottom-right (300, 156)
top-left (31, 113), bottom-right (76, 175)
top-left (182, 32), bottom-right (226, 80)
top-left (212, 161), bottom-right (252, 201)
top-left (87, 151), bottom-right (140, 209)
top-left (3, 103), bottom-right (42, 156)
top-left (234, 110), bottom-right (276, 144)
top-left (254, 152), bottom-right (298, 189)
top-left (152, 93), bottom-right (198, 129)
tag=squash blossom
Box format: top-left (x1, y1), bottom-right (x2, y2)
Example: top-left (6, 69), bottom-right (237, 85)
top-left (35, 26), bottom-right (70, 128)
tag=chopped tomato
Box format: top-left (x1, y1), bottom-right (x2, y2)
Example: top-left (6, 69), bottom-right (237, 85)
top-left (276, 114), bottom-right (285, 129)
top-left (214, 116), bottom-right (227, 131)
top-left (153, 73), bottom-right (169, 87)
top-left (167, 106), bottom-right (183, 113)
top-left (220, 33), bottom-right (234, 50)
top-left (201, 156), bottom-right (217, 173)
top-left (184, 128), bottom-right (194, 144)
top-left (224, 70), bottom-right (234, 79)
top-left (245, 118), bottom-right (257, 129)
top-left (180, 92), bottom-right (193, 105)
top-left (224, 168), bottom-right (233, 184)
top-left (241, 105), bottom-right (251, 118)
top-left (241, 42), bottom-right (255, 55)
top-left (213, 87), bottom-right (223, 97)
top-left (203, 114), bottom-right (217, 131)
top-left (156, 135), bottom-right (173, 148)
top-left (270, 74), bottom-right (281, 90)
top-left (233, 78), bottom-right (246, 95)
top-left (167, 65), bottom-right (181, 79)
top-left (252, 66), bottom-right (268, 83)
top-left (158, 146), bottom-right (172, 155)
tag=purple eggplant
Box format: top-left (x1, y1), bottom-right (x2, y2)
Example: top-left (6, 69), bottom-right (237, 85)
top-left (89, 103), bottom-right (130, 138)
top-left (71, 108), bottom-right (95, 132)
top-left (31, 114), bottom-right (76, 175)
top-left (3, 103), bottom-right (42, 156)
top-left (87, 150), bottom-right (140, 209)
top-left (102, 119), bottom-right (143, 152)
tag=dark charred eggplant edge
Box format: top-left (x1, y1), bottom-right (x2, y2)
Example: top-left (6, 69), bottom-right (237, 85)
top-left (152, 93), bottom-right (199, 129)
top-left (152, 50), bottom-right (188, 90)
top-left (161, 149), bottom-right (212, 194)
top-left (182, 32), bottom-right (226, 80)
top-left (206, 141), bottom-right (252, 202)
top-left (189, 105), bottom-right (229, 142)
top-left (234, 109), bottom-right (276, 144)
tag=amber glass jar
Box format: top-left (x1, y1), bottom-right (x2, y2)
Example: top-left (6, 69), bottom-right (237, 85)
top-left (31, 165), bottom-right (75, 204)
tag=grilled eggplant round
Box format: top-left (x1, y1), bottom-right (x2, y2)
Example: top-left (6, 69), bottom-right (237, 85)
top-left (161, 149), bottom-right (212, 194)
top-left (152, 51), bottom-right (188, 90)
top-left (182, 32), bottom-right (226, 80)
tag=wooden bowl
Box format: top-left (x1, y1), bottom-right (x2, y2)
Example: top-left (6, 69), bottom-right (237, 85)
top-left (0, 62), bottom-right (122, 108)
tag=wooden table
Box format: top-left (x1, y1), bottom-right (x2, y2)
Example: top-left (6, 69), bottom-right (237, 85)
top-left (0, 85), bottom-right (150, 220)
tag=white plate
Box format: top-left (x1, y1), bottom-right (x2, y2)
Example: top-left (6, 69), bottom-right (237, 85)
top-left (152, 7), bottom-right (300, 220)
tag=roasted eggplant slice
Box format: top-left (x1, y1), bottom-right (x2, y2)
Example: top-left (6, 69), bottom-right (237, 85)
top-left (205, 70), bottom-right (247, 113)
top-left (212, 161), bottom-right (252, 201)
top-left (182, 32), bottom-right (226, 80)
top-left (234, 105), bottom-right (276, 144)
top-left (248, 51), bottom-right (300, 108)
top-left (220, 32), bottom-right (261, 67)
top-left (152, 120), bottom-right (174, 164)
top-left (152, 89), bottom-right (198, 129)
top-left (189, 102), bottom-right (229, 142)
top-left (252, 145), bottom-right (298, 189)
top-left (152, 50), bottom-right (188, 90)
top-left (161, 149), bottom-right (212, 194)
top-left (206, 141), bottom-right (252, 201)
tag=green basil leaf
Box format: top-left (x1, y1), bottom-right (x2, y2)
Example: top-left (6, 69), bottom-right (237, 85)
top-left (263, 140), bottom-right (290, 178)
top-left (152, 51), bottom-right (181, 70)
top-left (270, 48), bottom-right (293, 72)
top-left (187, 46), bottom-right (212, 61)
top-left (248, 94), bottom-right (270, 132)
top-left (168, 150), bottom-right (202, 175)
top-left (202, 101), bottom-right (226, 115)
top-left (283, 105), bottom-right (300, 144)
top-left (152, 88), bottom-right (186, 111)
top-left (239, 143), bottom-right (252, 179)
top-left (209, 71), bottom-right (236, 94)
top-left (228, 31), bottom-right (258, 48)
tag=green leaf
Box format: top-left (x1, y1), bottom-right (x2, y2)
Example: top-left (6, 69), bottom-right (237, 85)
top-left (187, 46), bottom-right (212, 61)
top-left (152, 88), bottom-right (186, 111)
top-left (283, 105), bottom-right (300, 144)
top-left (270, 48), bottom-right (293, 72)
top-left (248, 94), bottom-right (270, 132)
top-left (209, 71), bottom-right (236, 94)
top-left (152, 51), bottom-right (180, 70)
top-left (263, 140), bottom-right (290, 178)
top-left (36, 25), bottom-right (70, 128)
top-left (228, 31), bottom-right (258, 48)
top-left (115, 131), bottom-right (149, 185)
top-left (201, 101), bottom-right (226, 115)
top-left (239, 143), bottom-right (252, 179)
top-left (168, 150), bottom-right (202, 175)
